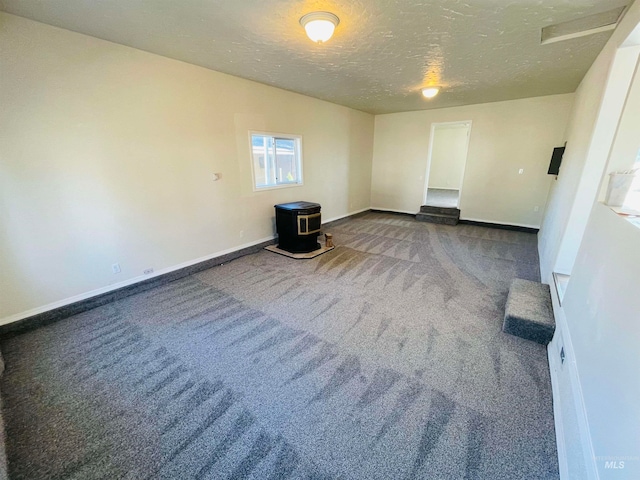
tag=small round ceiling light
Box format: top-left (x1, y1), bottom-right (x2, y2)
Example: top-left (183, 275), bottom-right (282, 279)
top-left (300, 12), bottom-right (340, 44)
top-left (421, 87), bottom-right (440, 99)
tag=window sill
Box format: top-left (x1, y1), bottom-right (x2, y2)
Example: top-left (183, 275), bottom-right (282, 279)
top-left (605, 204), bottom-right (640, 230)
top-left (253, 183), bottom-right (304, 193)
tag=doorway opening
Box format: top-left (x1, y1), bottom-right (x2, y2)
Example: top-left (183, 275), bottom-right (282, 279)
top-left (423, 121), bottom-right (472, 208)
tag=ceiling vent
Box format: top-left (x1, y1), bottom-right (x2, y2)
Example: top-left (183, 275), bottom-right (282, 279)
top-left (541, 6), bottom-right (627, 45)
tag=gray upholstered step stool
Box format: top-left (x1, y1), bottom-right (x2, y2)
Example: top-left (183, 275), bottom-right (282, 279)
top-left (503, 279), bottom-right (555, 345)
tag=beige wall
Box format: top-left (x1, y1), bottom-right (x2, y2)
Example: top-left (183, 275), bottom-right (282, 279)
top-left (427, 124), bottom-right (468, 190)
top-left (371, 94), bottom-right (574, 226)
top-left (0, 13), bottom-right (374, 321)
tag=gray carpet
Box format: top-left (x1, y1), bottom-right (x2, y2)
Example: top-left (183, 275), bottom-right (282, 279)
top-left (0, 212), bottom-right (558, 479)
top-left (425, 189), bottom-right (460, 208)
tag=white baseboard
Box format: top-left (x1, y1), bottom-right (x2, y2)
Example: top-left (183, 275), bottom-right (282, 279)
top-left (548, 282), bottom-right (599, 480)
top-left (548, 343), bottom-right (569, 480)
top-left (0, 207), bottom-right (373, 327)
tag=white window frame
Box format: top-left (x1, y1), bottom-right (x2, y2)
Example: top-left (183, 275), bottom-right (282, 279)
top-left (249, 131), bottom-right (304, 191)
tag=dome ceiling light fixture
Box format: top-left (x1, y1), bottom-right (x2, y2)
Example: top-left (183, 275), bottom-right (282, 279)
top-left (300, 11), bottom-right (340, 44)
top-left (421, 87), bottom-right (440, 99)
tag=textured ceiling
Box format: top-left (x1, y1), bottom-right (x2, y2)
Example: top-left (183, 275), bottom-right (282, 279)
top-left (0, 0), bottom-right (629, 114)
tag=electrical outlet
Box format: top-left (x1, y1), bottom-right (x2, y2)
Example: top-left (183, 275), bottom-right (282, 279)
top-left (144, 268), bottom-right (154, 275)
top-left (112, 263), bottom-right (121, 274)
top-left (518, 168), bottom-right (524, 174)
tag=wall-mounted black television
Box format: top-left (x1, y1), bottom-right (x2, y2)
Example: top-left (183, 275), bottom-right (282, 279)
top-left (548, 146), bottom-right (565, 175)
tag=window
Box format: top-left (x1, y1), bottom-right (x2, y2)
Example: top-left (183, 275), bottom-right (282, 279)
top-left (250, 132), bottom-right (302, 190)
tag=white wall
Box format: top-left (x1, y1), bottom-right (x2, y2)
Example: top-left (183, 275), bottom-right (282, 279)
top-left (371, 94), bottom-right (574, 226)
top-left (538, 44), bottom-right (640, 281)
top-left (0, 13), bottom-right (374, 322)
top-left (539, 1), bottom-right (640, 478)
top-left (562, 205), bottom-right (640, 479)
top-left (427, 124), bottom-right (468, 190)
top-left (598, 50), bottom-right (640, 196)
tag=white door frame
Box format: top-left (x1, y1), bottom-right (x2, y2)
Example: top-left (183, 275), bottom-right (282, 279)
top-left (422, 120), bottom-right (473, 206)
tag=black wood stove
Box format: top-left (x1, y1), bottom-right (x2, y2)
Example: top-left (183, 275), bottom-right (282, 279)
top-left (274, 201), bottom-right (322, 253)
